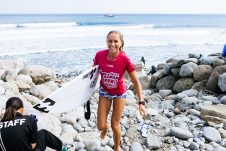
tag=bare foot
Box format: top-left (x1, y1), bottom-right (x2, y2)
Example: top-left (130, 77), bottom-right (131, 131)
top-left (100, 123), bottom-right (109, 140)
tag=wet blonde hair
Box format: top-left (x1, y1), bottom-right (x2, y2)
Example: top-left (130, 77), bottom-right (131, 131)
top-left (106, 30), bottom-right (124, 51)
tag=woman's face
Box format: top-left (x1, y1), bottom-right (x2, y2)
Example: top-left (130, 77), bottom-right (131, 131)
top-left (107, 33), bottom-right (122, 54)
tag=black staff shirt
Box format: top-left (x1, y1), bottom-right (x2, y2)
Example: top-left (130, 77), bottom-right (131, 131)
top-left (0, 113), bottom-right (38, 151)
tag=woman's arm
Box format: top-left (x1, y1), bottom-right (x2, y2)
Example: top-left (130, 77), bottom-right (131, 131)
top-left (128, 71), bottom-right (147, 118)
top-left (31, 143), bottom-right (37, 150)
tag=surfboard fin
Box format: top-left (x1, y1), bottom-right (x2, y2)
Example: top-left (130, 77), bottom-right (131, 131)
top-left (84, 100), bottom-right (91, 120)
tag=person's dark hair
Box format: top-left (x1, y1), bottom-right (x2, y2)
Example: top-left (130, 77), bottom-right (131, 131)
top-left (107, 30), bottom-right (124, 51)
top-left (1, 97), bottom-right (23, 122)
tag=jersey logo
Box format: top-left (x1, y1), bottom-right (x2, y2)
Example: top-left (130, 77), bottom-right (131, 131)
top-left (101, 71), bottom-right (119, 89)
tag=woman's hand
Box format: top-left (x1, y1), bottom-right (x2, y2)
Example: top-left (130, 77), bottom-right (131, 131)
top-left (139, 104), bottom-right (147, 119)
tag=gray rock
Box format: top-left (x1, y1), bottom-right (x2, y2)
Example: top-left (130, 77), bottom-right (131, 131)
top-left (130, 142), bottom-right (143, 151)
top-left (163, 63), bottom-right (173, 75)
top-left (171, 67), bottom-right (180, 77)
top-left (0, 81), bottom-right (20, 95)
top-left (218, 73), bottom-right (226, 92)
top-left (18, 65), bottom-right (56, 84)
top-left (211, 146), bottom-right (226, 151)
top-left (181, 89), bottom-right (198, 97)
top-left (203, 127), bottom-right (221, 142)
top-left (188, 109), bottom-right (200, 116)
top-left (0, 59), bottom-right (24, 70)
top-left (157, 63), bottom-right (165, 70)
top-left (224, 121), bottom-right (226, 130)
top-left (201, 95), bottom-right (219, 103)
top-left (220, 96), bottom-right (226, 104)
top-left (146, 133), bottom-right (162, 149)
top-left (206, 65), bottom-right (226, 92)
top-left (183, 141), bottom-right (191, 148)
top-left (159, 89), bottom-right (172, 98)
top-left (200, 104), bottom-right (226, 126)
top-left (107, 138), bottom-right (114, 148)
top-left (74, 123), bottom-right (84, 132)
top-left (165, 111), bottom-right (175, 118)
top-left (193, 65), bottom-right (212, 82)
top-left (1, 70), bottom-right (17, 82)
top-left (80, 132), bottom-right (101, 151)
top-left (160, 101), bottom-right (174, 110)
top-left (29, 84), bottom-right (52, 99)
top-left (188, 53), bottom-right (201, 59)
top-left (179, 62), bottom-right (198, 77)
top-left (138, 75), bottom-right (151, 90)
top-left (0, 86), bottom-right (5, 95)
top-left (192, 80), bottom-right (208, 92)
top-left (205, 144), bottom-right (214, 150)
top-left (199, 56), bottom-right (215, 65)
top-left (189, 142), bottom-right (199, 150)
top-left (173, 78), bottom-right (194, 93)
top-left (181, 97), bottom-right (199, 105)
top-left (149, 70), bottom-right (164, 88)
top-left (185, 58), bottom-right (198, 64)
top-left (156, 75), bottom-right (177, 91)
top-left (16, 74), bottom-right (33, 85)
top-left (213, 58), bottom-right (225, 67)
top-left (170, 127), bottom-right (193, 139)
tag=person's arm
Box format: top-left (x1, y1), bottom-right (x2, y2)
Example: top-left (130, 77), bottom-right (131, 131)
top-left (31, 143), bottom-right (37, 150)
top-left (128, 71), bottom-right (147, 118)
top-left (29, 116), bottom-right (38, 150)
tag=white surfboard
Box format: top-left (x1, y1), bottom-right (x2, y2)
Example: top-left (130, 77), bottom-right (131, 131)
top-left (33, 65), bottom-right (100, 113)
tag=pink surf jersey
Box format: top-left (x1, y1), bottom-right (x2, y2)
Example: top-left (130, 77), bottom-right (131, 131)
top-left (93, 49), bottom-right (135, 95)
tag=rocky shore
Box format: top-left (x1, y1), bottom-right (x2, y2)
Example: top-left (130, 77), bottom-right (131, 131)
top-left (0, 52), bottom-right (226, 151)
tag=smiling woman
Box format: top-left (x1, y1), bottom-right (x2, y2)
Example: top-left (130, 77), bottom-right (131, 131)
top-left (93, 30), bottom-right (147, 151)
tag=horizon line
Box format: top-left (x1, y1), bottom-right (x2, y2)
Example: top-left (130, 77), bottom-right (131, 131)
top-left (0, 13), bottom-right (226, 15)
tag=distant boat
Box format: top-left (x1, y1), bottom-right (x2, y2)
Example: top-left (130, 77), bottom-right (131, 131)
top-left (104, 13), bottom-right (114, 17)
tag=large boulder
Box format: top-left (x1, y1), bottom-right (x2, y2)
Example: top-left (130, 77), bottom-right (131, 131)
top-left (173, 78), bottom-right (194, 93)
top-left (150, 70), bottom-right (164, 88)
top-left (29, 81), bottom-right (58, 99)
top-left (1, 70), bottom-right (17, 82)
top-left (193, 65), bottom-right (213, 82)
top-left (0, 59), bottom-right (24, 70)
top-left (191, 80), bottom-right (208, 92)
top-left (206, 65), bottom-right (226, 92)
top-left (138, 75), bottom-right (151, 90)
top-left (156, 75), bottom-right (177, 91)
top-left (18, 65), bottom-right (56, 84)
top-left (0, 81), bottom-right (20, 95)
top-left (218, 73), bottom-right (226, 92)
top-left (213, 58), bottom-right (225, 67)
top-left (179, 62), bottom-right (198, 77)
top-left (171, 67), bottom-right (180, 77)
top-left (199, 56), bottom-right (215, 65)
top-left (16, 74), bottom-right (33, 91)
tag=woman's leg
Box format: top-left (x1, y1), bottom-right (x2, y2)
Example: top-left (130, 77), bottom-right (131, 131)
top-left (34, 129), bottom-right (62, 151)
top-left (111, 98), bottom-right (125, 151)
top-left (97, 96), bottom-right (112, 139)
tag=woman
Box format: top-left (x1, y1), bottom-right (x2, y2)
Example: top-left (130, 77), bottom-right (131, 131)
top-left (0, 97), bottom-right (67, 151)
top-left (93, 30), bottom-right (147, 151)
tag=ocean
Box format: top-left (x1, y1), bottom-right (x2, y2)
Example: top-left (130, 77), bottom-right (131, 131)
top-left (0, 14), bottom-right (226, 74)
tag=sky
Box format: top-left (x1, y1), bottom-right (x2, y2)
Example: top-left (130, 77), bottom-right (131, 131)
top-left (0, 0), bottom-right (226, 14)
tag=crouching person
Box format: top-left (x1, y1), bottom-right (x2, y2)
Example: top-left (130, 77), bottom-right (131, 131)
top-left (0, 97), bottom-right (67, 151)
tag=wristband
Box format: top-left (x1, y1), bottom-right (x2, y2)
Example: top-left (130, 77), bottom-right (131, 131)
top-left (138, 101), bottom-right (145, 105)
